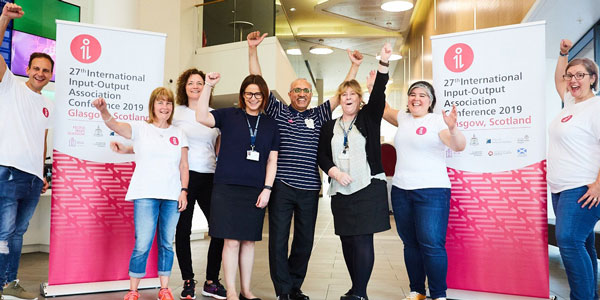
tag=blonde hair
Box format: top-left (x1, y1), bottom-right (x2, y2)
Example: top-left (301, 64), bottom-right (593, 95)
top-left (336, 80), bottom-right (365, 107)
top-left (147, 87), bottom-right (175, 125)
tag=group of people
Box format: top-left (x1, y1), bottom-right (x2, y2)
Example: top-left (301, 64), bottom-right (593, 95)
top-left (2, 2), bottom-right (600, 300)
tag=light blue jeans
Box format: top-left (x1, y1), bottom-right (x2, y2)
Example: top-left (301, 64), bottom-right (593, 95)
top-left (129, 198), bottom-right (180, 278)
top-left (552, 185), bottom-right (600, 300)
top-left (0, 166), bottom-right (43, 288)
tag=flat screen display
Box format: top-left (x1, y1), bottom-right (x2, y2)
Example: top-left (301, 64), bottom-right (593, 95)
top-left (13, 0), bottom-right (80, 40)
top-left (10, 30), bottom-right (56, 81)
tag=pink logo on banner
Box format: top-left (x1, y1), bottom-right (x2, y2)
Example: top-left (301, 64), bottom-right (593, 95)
top-left (42, 107), bottom-right (49, 118)
top-left (561, 115), bottom-right (573, 123)
top-left (446, 161), bottom-right (549, 298)
top-left (169, 137), bottom-right (179, 145)
top-left (70, 34), bottom-right (101, 63)
top-left (444, 43), bottom-right (474, 73)
top-left (416, 126), bottom-right (427, 135)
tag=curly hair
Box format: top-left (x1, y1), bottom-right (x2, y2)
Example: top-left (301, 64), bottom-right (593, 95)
top-left (176, 68), bottom-right (210, 106)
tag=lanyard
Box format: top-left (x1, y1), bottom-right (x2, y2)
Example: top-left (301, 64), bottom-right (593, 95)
top-left (245, 112), bottom-right (261, 150)
top-left (339, 116), bottom-right (357, 153)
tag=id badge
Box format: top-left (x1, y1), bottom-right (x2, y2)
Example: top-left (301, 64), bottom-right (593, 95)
top-left (246, 150), bottom-right (260, 161)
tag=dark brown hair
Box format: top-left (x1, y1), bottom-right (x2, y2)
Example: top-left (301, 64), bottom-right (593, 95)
top-left (238, 75), bottom-right (269, 112)
top-left (28, 52), bottom-right (54, 71)
top-left (407, 81), bottom-right (437, 113)
top-left (176, 68), bottom-right (212, 106)
top-left (566, 58), bottom-right (599, 91)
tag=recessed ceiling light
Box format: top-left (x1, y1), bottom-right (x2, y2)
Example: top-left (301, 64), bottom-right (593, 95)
top-left (309, 45), bottom-right (333, 55)
top-left (286, 48), bottom-right (302, 55)
top-left (381, 0), bottom-right (414, 12)
top-left (290, 7), bottom-right (296, 11)
top-left (376, 54), bottom-right (402, 61)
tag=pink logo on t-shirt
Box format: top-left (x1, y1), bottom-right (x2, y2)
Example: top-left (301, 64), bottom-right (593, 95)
top-left (444, 43), bottom-right (474, 73)
top-left (169, 137), bottom-right (179, 145)
top-left (70, 34), bottom-right (101, 64)
top-left (42, 107), bottom-right (49, 118)
top-left (561, 115), bottom-right (573, 123)
top-left (416, 126), bottom-right (427, 135)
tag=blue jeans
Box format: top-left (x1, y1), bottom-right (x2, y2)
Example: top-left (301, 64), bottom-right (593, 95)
top-left (129, 198), bottom-right (180, 278)
top-left (0, 166), bottom-right (43, 288)
top-left (391, 186), bottom-right (450, 299)
top-left (552, 186), bottom-right (600, 300)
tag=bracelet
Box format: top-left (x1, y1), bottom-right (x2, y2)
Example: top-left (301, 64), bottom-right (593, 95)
top-left (205, 82), bottom-right (214, 88)
top-left (103, 115), bottom-right (113, 122)
top-left (263, 185), bottom-right (272, 190)
top-left (181, 187), bottom-right (188, 193)
top-left (379, 60), bottom-right (390, 67)
top-left (559, 51), bottom-right (568, 57)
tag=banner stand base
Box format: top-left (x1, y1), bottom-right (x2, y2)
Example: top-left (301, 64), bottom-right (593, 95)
top-left (42, 278), bottom-right (160, 297)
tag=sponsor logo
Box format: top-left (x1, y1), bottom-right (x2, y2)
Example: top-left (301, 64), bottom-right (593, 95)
top-left (169, 136), bottom-right (179, 145)
top-left (517, 148), bottom-right (527, 157)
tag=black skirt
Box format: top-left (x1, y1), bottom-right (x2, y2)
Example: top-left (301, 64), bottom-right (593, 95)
top-left (209, 184), bottom-right (265, 241)
top-left (331, 179), bottom-right (391, 236)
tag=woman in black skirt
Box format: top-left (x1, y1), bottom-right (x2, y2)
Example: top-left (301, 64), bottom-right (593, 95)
top-left (317, 43), bottom-right (392, 300)
top-left (196, 72), bottom-right (279, 300)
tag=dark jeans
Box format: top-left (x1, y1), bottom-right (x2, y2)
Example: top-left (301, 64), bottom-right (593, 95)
top-left (175, 172), bottom-right (223, 281)
top-left (268, 180), bottom-right (319, 296)
top-left (552, 185), bottom-right (600, 300)
top-left (391, 186), bottom-right (450, 299)
top-left (0, 166), bottom-right (43, 287)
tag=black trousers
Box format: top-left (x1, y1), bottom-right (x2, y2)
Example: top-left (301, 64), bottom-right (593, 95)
top-left (175, 171), bottom-right (224, 281)
top-left (268, 180), bottom-right (320, 296)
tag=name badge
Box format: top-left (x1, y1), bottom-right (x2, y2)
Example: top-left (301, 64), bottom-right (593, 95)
top-left (247, 150), bottom-right (260, 161)
top-left (305, 118), bottom-right (315, 129)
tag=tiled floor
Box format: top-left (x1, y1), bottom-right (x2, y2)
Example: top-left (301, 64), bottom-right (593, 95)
top-left (15, 197), bottom-right (573, 299)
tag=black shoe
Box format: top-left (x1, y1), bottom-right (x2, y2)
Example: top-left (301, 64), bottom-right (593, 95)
top-left (180, 279), bottom-right (197, 299)
top-left (278, 294), bottom-right (291, 300)
top-left (239, 293), bottom-right (261, 300)
top-left (340, 295), bottom-right (368, 300)
top-left (344, 289), bottom-right (353, 296)
top-left (290, 289), bottom-right (309, 300)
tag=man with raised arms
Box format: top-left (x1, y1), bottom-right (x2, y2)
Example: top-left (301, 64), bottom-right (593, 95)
top-left (0, 3), bottom-right (54, 300)
top-left (247, 31), bottom-right (363, 300)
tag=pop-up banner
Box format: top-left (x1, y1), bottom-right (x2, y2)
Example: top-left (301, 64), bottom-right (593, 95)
top-left (46, 20), bottom-right (166, 296)
top-left (431, 22), bottom-right (548, 298)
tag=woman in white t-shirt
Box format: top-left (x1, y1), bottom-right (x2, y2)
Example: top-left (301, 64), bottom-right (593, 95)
top-left (382, 81), bottom-right (466, 300)
top-left (93, 87), bottom-right (189, 300)
top-left (549, 39), bottom-right (600, 300)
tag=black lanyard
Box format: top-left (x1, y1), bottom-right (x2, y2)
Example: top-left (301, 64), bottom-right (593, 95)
top-left (339, 116), bottom-right (357, 153)
top-left (245, 112), bottom-right (261, 150)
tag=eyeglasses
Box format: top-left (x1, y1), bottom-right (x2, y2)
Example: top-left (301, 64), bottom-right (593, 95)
top-left (291, 88), bottom-right (311, 94)
top-left (244, 92), bottom-right (263, 99)
top-left (563, 73), bottom-right (591, 80)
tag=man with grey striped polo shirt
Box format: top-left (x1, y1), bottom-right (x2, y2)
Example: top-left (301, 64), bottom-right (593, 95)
top-left (248, 31), bottom-right (363, 300)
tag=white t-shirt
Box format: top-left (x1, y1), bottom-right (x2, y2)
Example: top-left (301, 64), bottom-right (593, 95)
top-left (125, 122), bottom-right (189, 201)
top-left (172, 105), bottom-right (219, 173)
top-left (392, 112), bottom-right (451, 189)
top-left (547, 93), bottom-right (600, 193)
top-left (0, 70), bottom-right (53, 179)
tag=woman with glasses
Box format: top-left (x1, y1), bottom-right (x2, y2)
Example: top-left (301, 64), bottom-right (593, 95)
top-left (549, 38), bottom-right (600, 300)
top-left (195, 72), bottom-right (279, 300)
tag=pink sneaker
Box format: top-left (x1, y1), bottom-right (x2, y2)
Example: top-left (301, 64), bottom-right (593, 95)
top-left (124, 290), bottom-right (140, 300)
top-left (158, 288), bottom-right (175, 300)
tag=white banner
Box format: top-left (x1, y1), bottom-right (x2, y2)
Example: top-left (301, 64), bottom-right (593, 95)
top-left (432, 22), bottom-right (546, 173)
top-left (54, 20), bottom-right (166, 163)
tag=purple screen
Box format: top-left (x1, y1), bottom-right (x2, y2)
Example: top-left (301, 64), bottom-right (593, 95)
top-left (10, 30), bottom-right (56, 81)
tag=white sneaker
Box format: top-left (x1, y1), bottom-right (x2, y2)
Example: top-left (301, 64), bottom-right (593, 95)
top-left (403, 291), bottom-right (427, 300)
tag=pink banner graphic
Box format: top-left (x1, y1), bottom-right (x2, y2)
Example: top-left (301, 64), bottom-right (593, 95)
top-left (49, 151), bottom-right (158, 285)
top-left (446, 161), bottom-right (548, 298)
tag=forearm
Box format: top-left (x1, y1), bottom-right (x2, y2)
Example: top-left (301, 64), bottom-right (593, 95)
top-left (264, 152), bottom-right (277, 186)
top-left (447, 128), bottom-right (466, 151)
top-left (383, 102), bottom-right (398, 127)
top-left (327, 166), bottom-right (341, 181)
top-left (0, 16), bottom-right (10, 73)
top-left (180, 163), bottom-right (189, 189)
top-left (103, 115), bottom-right (131, 139)
top-left (195, 84), bottom-right (214, 126)
top-left (248, 46), bottom-right (262, 76)
top-left (344, 63), bottom-right (360, 81)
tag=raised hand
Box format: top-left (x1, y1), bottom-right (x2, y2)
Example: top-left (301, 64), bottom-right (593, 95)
top-left (380, 42), bottom-right (392, 62)
top-left (110, 141), bottom-right (133, 154)
top-left (442, 105), bottom-right (458, 130)
top-left (92, 98), bottom-right (108, 113)
top-left (2, 3), bottom-right (24, 20)
top-left (205, 72), bottom-right (220, 86)
top-left (560, 39), bottom-right (573, 55)
top-left (347, 49), bottom-right (363, 66)
top-left (247, 31), bottom-right (267, 48)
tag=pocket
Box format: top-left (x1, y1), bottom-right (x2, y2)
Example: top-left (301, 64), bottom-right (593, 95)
top-left (0, 166), bottom-right (14, 182)
top-left (0, 166), bottom-right (16, 197)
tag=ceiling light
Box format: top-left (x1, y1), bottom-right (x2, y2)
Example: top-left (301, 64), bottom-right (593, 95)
top-left (286, 48), bottom-right (302, 55)
top-left (309, 45), bottom-right (333, 55)
top-left (376, 54), bottom-right (402, 61)
top-left (290, 7), bottom-right (296, 11)
top-left (381, 0), bottom-right (414, 12)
